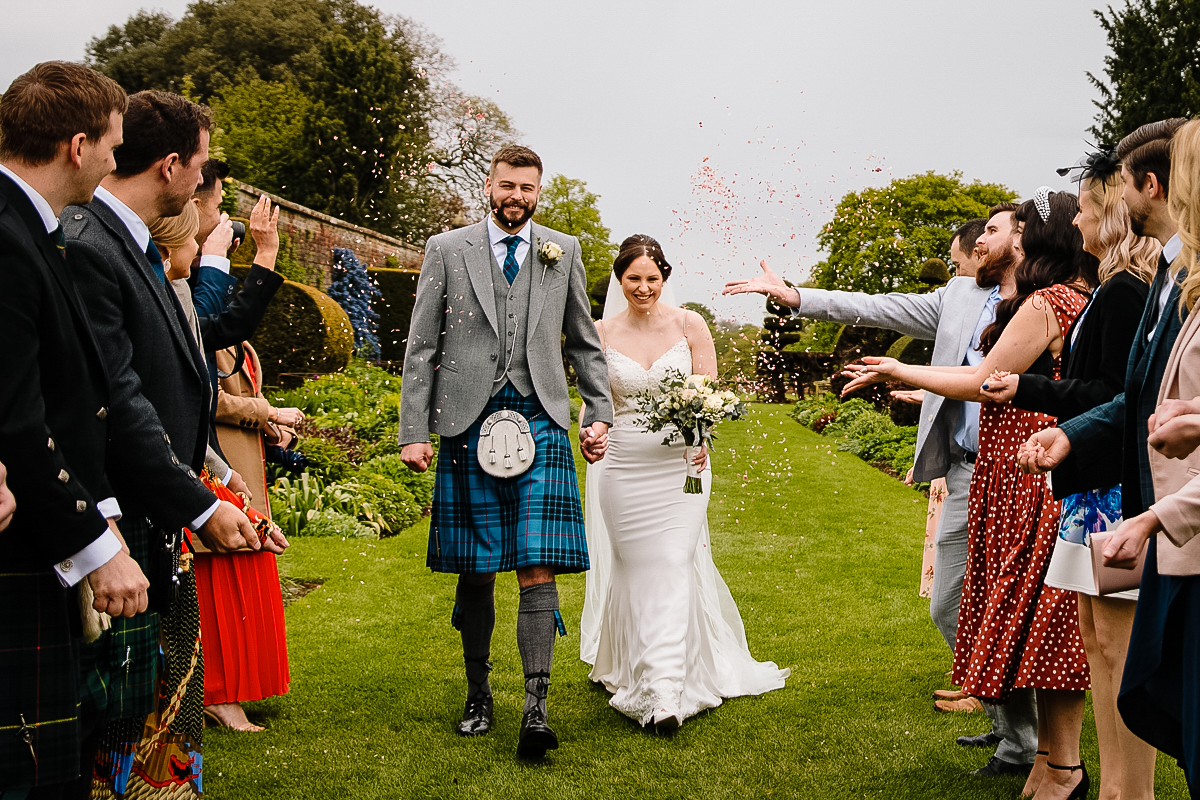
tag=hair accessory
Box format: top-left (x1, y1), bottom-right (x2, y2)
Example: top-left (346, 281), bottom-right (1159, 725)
top-left (1056, 145), bottom-right (1121, 183)
top-left (1033, 187), bottom-right (1053, 223)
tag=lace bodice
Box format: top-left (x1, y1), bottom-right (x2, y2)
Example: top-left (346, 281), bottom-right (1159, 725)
top-left (606, 337), bottom-right (693, 428)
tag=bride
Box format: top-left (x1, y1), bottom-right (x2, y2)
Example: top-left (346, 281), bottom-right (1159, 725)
top-left (580, 234), bottom-right (789, 732)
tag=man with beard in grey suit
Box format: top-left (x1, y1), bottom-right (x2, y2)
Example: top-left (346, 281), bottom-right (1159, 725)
top-left (724, 205), bottom-right (1040, 777)
top-left (400, 145), bottom-right (613, 760)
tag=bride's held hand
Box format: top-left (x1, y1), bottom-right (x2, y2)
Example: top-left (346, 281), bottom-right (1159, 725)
top-left (690, 444), bottom-right (708, 472)
top-left (979, 372), bottom-right (1018, 403)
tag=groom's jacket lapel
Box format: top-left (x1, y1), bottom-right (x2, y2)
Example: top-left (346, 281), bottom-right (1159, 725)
top-left (526, 222), bottom-right (551, 340)
top-left (462, 220), bottom-right (499, 337)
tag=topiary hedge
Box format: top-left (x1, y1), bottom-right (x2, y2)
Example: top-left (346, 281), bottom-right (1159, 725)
top-left (230, 266), bottom-right (354, 385)
top-left (370, 267), bottom-right (419, 363)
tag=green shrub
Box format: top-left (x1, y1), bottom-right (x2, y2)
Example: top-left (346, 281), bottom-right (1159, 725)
top-left (819, 398), bottom-right (876, 438)
top-left (235, 274), bottom-right (354, 385)
top-left (329, 472), bottom-right (420, 536)
top-left (269, 472), bottom-right (327, 538)
top-left (791, 392), bottom-right (842, 428)
top-left (295, 437), bottom-right (355, 482)
top-left (301, 509), bottom-right (376, 538)
top-left (357, 453), bottom-right (435, 509)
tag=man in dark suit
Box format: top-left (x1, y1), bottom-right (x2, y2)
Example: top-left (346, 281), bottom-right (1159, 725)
top-left (61, 90), bottom-right (277, 791)
top-left (0, 61), bottom-right (149, 798)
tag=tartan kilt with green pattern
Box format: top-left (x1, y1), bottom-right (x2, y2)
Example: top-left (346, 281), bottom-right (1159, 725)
top-left (0, 570), bottom-right (82, 789)
top-left (428, 385), bottom-right (589, 575)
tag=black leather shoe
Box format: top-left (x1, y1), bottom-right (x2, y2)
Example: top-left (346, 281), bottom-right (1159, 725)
top-left (456, 691), bottom-right (493, 736)
top-left (957, 731), bottom-right (1003, 748)
top-left (516, 707), bottom-right (559, 759)
top-left (971, 756), bottom-right (1034, 777)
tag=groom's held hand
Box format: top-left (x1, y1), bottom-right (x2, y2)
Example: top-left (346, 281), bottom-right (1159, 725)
top-left (580, 422), bottom-right (610, 463)
top-left (402, 442), bottom-right (434, 473)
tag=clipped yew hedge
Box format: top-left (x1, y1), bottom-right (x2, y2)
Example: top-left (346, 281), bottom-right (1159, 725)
top-left (230, 266), bottom-right (353, 385)
top-left (370, 267), bottom-right (419, 363)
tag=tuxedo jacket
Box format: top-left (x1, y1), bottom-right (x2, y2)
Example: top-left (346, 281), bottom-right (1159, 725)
top-left (795, 276), bottom-right (992, 482)
top-left (61, 199), bottom-right (215, 529)
top-left (1060, 252), bottom-right (1189, 519)
top-left (0, 172), bottom-right (112, 786)
top-left (399, 219), bottom-right (612, 444)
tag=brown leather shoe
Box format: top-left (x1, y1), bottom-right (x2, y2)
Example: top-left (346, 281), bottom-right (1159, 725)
top-left (934, 696), bottom-right (984, 713)
top-left (933, 688), bottom-right (970, 701)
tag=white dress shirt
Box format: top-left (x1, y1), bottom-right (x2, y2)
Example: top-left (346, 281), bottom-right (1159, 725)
top-left (487, 215), bottom-right (532, 272)
top-left (1150, 233), bottom-right (1184, 341)
top-left (0, 164), bottom-right (124, 585)
top-left (93, 185), bottom-right (222, 532)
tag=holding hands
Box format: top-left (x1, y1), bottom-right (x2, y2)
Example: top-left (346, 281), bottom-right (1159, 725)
top-left (1016, 428), bottom-right (1072, 475)
top-left (979, 371), bottom-right (1019, 403)
top-left (1148, 396), bottom-right (1200, 459)
top-left (580, 422), bottom-right (610, 464)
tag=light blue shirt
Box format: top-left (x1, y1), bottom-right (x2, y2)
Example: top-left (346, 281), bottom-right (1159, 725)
top-left (952, 286), bottom-right (1001, 454)
top-left (487, 215), bottom-right (532, 272)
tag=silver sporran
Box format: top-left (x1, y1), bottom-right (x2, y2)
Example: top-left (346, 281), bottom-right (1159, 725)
top-left (477, 410), bottom-right (536, 478)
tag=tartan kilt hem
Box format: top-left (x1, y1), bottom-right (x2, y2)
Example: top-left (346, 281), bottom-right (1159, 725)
top-left (429, 385), bottom-right (589, 575)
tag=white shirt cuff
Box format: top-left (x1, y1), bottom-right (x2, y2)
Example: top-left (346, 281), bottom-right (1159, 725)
top-left (222, 464), bottom-right (233, 485)
top-left (199, 254), bottom-right (231, 274)
top-left (96, 497), bottom-right (122, 521)
top-left (55, 529), bottom-right (122, 587)
top-left (191, 498), bottom-right (222, 531)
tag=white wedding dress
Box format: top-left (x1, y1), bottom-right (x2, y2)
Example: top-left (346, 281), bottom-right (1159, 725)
top-left (580, 334), bottom-right (789, 726)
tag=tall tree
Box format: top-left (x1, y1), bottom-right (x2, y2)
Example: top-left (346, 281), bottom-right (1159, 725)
top-left (209, 78), bottom-right (309, 192)
top-left (811, 171), bottom-right (1014, 296)
top-left (533, 175), bottom-right (617, 299)
top-left (1088, 0), bottom-right (1200, 143)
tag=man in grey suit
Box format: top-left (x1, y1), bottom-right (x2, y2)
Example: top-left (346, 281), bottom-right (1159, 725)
top-left (724, 205), bottom-right (1039, 776)
top-left (400, 145), bottom-right (613, 760)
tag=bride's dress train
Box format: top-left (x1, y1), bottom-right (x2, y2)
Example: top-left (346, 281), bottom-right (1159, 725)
top-left (581, 337), bottom-right (788, 726)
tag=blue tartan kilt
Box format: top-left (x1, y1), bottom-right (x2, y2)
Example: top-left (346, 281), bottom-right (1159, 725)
top-left (429, 385), bottom-right (589, 574)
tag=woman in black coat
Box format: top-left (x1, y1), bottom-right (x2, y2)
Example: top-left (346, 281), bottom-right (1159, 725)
top-left (981, 154), bottom-right (1159, 800)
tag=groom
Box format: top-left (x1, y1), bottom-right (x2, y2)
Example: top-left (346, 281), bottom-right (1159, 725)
top-left (400, 145), bottom-right (613, 759)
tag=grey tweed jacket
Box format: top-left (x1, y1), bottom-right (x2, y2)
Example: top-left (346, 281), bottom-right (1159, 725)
top-left (796, 276), bottom-right (992, 482)
top-left (400, 219), bottom-right (612, 444)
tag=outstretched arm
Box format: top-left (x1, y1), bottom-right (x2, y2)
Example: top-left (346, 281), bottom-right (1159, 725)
top-left (724, 259), bottom-right (946, 340)
top-left (842, 293), bottom-right (1061, 402)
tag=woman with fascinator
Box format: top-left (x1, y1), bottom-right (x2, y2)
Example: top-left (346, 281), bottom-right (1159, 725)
top-left (841, 192), bottom-right (1095, 800)
top-left (579, 235), bottom-right (788, 732)
top-left (981, 151), bottom-right (1159, 800)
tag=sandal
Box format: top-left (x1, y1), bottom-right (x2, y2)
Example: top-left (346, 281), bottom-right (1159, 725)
top-left (203, 707), bottom-right (265, 732)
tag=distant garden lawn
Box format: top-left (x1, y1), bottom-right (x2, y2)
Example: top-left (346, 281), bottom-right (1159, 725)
top-left (204, 404), bottom-right (1189, 799)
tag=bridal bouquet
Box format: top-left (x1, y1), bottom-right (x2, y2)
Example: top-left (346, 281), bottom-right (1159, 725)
top-left (635, 369), bottom-right (747, 493)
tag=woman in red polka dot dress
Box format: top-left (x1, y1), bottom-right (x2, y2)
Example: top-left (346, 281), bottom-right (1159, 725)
top-left (842, 190), bottom-right (1096, 799)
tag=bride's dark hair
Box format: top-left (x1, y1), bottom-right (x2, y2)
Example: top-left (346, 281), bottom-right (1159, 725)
top-left (614, 234), bottom-right (673, 280)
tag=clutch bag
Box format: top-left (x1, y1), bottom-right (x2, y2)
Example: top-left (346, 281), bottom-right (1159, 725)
top-left (1088, 530), bottom-right (1146, 595)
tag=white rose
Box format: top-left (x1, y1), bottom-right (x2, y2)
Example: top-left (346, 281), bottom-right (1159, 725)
top-left (703, 394), bottom-right (724, 411)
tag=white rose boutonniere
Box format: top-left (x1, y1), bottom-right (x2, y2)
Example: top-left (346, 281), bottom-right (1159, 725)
top-left (537, 239), bottom-right (564, 267)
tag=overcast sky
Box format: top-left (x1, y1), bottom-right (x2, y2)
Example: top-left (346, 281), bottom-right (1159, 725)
top-left (1, 0), bottom-right (1112, 321)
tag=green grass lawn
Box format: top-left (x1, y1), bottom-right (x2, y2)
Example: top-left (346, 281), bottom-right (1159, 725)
top-left (204, 404), bottom-right (1189, 799)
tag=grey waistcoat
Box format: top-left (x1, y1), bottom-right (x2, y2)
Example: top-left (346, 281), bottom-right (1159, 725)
top-left (490, 245), bottom-right (534, 396)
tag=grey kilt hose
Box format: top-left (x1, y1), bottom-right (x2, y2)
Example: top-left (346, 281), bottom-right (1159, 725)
top-left (429, 385), bottom-right (589, 575)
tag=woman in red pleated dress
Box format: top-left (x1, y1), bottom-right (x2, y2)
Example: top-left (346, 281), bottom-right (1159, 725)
top-left (843, 190), bottom-right (1096, 800)
top-left (194, 340), bottom-right (303, 731)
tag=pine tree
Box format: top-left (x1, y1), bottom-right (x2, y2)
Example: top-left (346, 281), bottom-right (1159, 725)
top-left (1088, 0), bottom-right (1200, 143)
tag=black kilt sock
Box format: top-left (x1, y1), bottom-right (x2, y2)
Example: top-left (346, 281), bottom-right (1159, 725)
top-left (517, 582), bottom-right (559, 716)
top-left (455, 577), bottom-right (495, 697)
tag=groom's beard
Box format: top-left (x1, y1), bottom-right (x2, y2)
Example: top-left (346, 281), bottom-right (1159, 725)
top-left (975, 241), bottom-right (1018, 288)
top-left (490, 190), bottom-right (537, 230)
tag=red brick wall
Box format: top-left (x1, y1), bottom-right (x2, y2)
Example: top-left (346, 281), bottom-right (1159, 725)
top-left (228, 179), bottom-right (423, 288)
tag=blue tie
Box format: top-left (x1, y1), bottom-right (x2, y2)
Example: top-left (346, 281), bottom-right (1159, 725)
top-left (145, 239), bottom-right (167, 285)
top-left (501, 235), bottom-right (521, 285)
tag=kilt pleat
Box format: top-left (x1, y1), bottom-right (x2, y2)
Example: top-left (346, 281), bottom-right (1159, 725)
top-left (429, 385), bottom-right (589, 574)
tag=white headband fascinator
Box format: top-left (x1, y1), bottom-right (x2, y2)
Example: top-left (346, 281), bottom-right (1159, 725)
top-left (1033, 186), bottom-right (1053, 223)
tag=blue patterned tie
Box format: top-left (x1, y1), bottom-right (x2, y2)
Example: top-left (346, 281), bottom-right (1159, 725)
top-left (144, 239), bottom-right (167, 284)
top-left (501, 235), bottom-right (521, 285)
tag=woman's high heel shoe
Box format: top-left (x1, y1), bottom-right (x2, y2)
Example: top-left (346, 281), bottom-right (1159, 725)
top-left (1045, 762), bottom-right (1089, 800)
